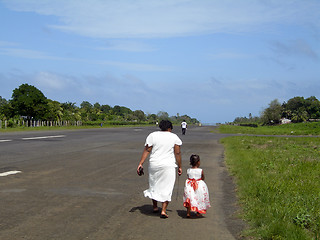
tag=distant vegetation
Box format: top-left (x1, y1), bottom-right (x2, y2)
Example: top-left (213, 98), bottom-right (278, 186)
top-left (233, 96), bottom-right (320, 126)
top-left (0, 83), bottom-right (199, 128)
top-left (219, 122), bottom-right (320, 136)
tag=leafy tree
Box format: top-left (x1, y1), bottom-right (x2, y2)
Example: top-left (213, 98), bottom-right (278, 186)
top-left (285, 96), bottom-right (305, 112)
top-left (60, 102), bottom-right (80, 121)
top-left (0, 97), bottom-right (14, 119)
top-left (171, 114), bottom-right (199, 125)
top-left (61, 102), bottom-right (77, 111)
top-left (261, 99), bottom-right (283, 125)
top-left (113, 105), bottom-right (132, 117)
top-left (305, 96), bottom-right (320, 119)
top-left (11, 84), bottom-right (48, 120)
top-left (0, 96), bottom-right (7, 107)
top-left (157, 111), bottom-right (169, 120)
top-left (80, 101), bottom-right (93, 111)
top-left (79, 101), bottom-right (92, 121)
top-left (283, 96), bottom-right (312, 122)
top-left (291, 110), bottom-right (308, 123)
top-left (45, 100), bottom-right (63, 121)
top-left (147, 114), bottom-right (157, 122)
top-left (132, 110), bottom-right (146, 121)
top-left (101, 104), bottom-right (112, 114)
top-left (93, 102), bottom-right (101, 110)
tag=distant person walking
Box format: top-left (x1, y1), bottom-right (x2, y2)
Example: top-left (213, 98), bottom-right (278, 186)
top-left (137, 120), bottom-right (182, 218)
top-left (181, 120), bottom-right (187, 135)
top-left (183, 154), bottom-right (211, 218)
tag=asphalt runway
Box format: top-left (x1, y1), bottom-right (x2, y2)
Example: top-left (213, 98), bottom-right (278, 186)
top-left (0, 126), bottom-right (244, 240)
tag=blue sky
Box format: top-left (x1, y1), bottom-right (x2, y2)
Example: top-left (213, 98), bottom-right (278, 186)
top-left (0, 0), bottom-right (319, 124)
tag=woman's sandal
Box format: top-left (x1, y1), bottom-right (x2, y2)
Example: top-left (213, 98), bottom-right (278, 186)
top-left (160, 213), bottom-right (168, 218)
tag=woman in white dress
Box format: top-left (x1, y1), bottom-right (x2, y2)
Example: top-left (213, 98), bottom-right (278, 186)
top-left (137, 120), bottom-right (182, 218)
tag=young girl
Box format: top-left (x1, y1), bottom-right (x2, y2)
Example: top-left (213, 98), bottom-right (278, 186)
top-left (183, 154), bottom-right (211, 218)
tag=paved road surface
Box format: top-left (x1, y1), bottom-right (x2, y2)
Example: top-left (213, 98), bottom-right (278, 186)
top-left (0, 126), bottom-right (244, 240)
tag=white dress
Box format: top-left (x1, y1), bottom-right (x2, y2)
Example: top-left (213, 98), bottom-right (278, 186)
top-left (143, 131), bottom-right (182, 202)
top-left (183, 168), bottom-right (211, 214)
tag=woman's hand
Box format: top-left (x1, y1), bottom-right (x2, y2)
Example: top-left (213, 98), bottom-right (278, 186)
top-left (137, 145), bottom-right (152, 176)
top-left (137, 164), bottom-right (143, 175)
top-left (178, 167), bottom-right (182, 176)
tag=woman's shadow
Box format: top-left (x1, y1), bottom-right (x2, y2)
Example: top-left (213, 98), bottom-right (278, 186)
top-left (129, 204), bottom-right (173, 217)
top-left (130, 205), bottom-right (192, 218)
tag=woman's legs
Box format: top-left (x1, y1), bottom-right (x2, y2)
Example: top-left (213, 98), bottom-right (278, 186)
top-left (152, 199), bottom-right (159, 212)
top-left (161, 201), bottom-right (169, 217)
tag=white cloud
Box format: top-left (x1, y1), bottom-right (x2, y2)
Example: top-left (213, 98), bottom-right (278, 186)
top-left (0, 46), bottom-right (172, 72)
top-left (35, 72), bottom-right (73, 90)
top-left (0, 41), bottom-right (17, 47)
top-left (1, 70), bottom-right (156, 106)
top-left (2, 0), bottom-right (319, 39)
top-left (0, 47), bottom-right (57, 60)
top-left (96, 40), bottom-right (156, 52)
top-left (208, 51), bottom-right (251, 60)
top-left (97, 60), bottom-right (173, 72)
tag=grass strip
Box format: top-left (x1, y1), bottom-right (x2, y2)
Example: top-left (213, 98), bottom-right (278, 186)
top-left (218, 122), bottom-right (320, 135)
top-left (0, 124), bottom-right (158, 132)
top-left (221, 136), bottom-right (320, 239)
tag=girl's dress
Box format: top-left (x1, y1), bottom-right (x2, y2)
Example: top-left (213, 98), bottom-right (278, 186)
top-left (183, 168), bottom-right (211, 214)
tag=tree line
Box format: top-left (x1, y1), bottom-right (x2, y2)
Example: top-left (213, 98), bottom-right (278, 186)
top-left (0, 84), bottom-right (199, 128)
top-left (234, 96), bottom-right (320, 125)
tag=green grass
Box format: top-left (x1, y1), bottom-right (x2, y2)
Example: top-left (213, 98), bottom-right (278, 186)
top-left (221, 136), bottom-right (320, 239)
top-left (218, 122), bottom-right (320, 135)
top-left (0, 123), bottom-right (154, 132)
top-left (0, 125), bottom-right (108, 132)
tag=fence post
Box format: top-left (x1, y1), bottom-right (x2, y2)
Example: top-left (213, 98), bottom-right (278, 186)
top-left (5, 120), bottom-right (7, 129)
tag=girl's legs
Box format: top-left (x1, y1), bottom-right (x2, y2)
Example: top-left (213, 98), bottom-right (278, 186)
top-left (152, 199), bottom-right (158, 212)
top-left (186, 206), bottom-right (191, 218)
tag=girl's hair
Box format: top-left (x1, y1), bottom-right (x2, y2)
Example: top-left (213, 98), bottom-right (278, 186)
top-left (190, 154), bottom-right (200, 167)
top-left (159, 120), bottom-right (173, 131)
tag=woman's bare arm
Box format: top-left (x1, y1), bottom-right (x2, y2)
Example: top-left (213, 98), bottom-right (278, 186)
top-left (174, 144), bottom-right (182, 175)
top-left (137, 145), bottom-right (152, 173)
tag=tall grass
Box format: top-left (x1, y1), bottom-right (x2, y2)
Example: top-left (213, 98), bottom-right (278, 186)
top-left (218, 122), bottom-right (320, 135)
top-left (221, 136), bottom-right (320, 239)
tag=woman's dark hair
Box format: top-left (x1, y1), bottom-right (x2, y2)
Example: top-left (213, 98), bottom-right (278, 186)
top-left (159, 120), bottom-right (173, 131)
top-left (190, 154), bottom-right (200, 167)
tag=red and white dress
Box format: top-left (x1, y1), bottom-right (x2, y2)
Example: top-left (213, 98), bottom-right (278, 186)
top-left (183, 168), bottom-right (211, 214)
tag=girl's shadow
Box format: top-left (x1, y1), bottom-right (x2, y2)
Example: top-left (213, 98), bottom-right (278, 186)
top-left (177, 209), bottom-right (188, 218)
top-left (177, 209), bottom-right (205, 219)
